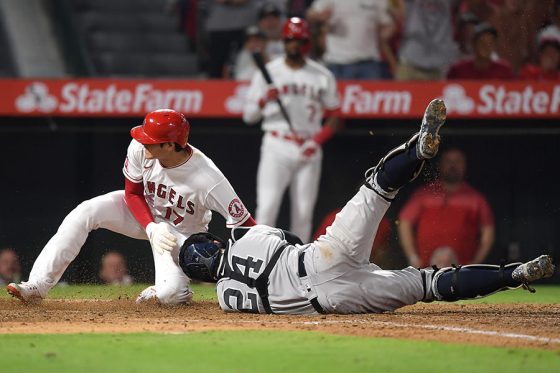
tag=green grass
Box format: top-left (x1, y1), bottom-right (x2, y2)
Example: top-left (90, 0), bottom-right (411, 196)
top-left (0, 331), bottom-right (559, 373)
top-left (2, 283), bottom-right (558, 304)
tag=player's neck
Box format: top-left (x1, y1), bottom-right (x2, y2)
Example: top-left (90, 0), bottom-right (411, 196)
top-left (159, 146), bottom-right (192, 168)
top-left (285, 56), bottom-right (305, 69)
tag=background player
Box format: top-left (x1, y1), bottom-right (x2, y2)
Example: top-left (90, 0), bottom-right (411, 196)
top-left (243, 17), bottom-right (342, 242)
top-left (7, 109), bottom-right (255, 304)
top-left (177, 99), bottom-right (555, 314)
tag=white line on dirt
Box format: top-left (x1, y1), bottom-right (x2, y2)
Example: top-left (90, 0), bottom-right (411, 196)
top-left (176, 318), bottom-right (560, 344)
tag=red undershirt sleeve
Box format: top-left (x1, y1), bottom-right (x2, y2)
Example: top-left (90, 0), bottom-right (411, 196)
top-left (124, 178), bottom-right (154, 229)
top-left (240, 216), bottom-right (257, 227)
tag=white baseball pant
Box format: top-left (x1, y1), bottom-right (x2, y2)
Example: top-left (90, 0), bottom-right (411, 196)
top-left (28, 190), bottom-right (192, 304)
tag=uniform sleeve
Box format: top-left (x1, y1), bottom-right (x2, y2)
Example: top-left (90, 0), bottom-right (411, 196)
top-left (204, 178), bottom-right (252, 228)
top-left (322, 71), bottom-right (341, 110)
top-left (122, 141), bottom-right (143, 182)
top-left (398, 190), bottom-right (424, 224)
top-left (242, 70), bottom-right (267, 124)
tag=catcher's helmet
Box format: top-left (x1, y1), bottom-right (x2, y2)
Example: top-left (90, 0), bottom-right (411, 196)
top-left (131, 109), bottom-right (190, 148)
top-left (179, 232), bottom-right (225, 283)
top-left (282, 17), bottom-right (310, 40)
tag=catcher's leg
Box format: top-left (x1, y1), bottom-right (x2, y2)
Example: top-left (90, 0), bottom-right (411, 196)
top-left (311, 99), bottom-right (447, 271)
top-left (420, 256), bottom-right (556, 302)
top-left (365, 98), bottom-right (446, 201)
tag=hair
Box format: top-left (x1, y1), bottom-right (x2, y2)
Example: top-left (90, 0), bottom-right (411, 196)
top-left (159, 142), bottom-right (185, 152)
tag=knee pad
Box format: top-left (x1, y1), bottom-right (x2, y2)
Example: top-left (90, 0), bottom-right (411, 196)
top-left (431, 263), bottom-right (522, 302)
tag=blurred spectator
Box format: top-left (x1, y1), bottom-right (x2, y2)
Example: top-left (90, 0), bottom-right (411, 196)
top-left (313, 209), bottom-right (391, 264)
top-left (459, 0), bottom-right (499, 23)
top-left (488, 0), bottom-right (534, 74)
top-left (538, 1), bottom-right (560, 47)
top-left (307, 0), bottom-right (396, 79)
top-left (0, 248), bottom-right (21, 285)
top-left (398, 148), bottom-right (495, 268)
top-left (99, 251), bottom-right (133, 286)
top-left (447, 23), bottom-right (513, 80)
top-left (455, 12), bottom-right (481, 58)
top-left (205, 0), bottom-right (259, 78)
top-left (286, 0), bottom-right (314, 17)
top-left (258, 2), bottom-right (285, 60)
top-left (519, 30), bottom-right (560, 81)
top-left (234, 26), bottom-right (269, 81)
top-left (394, 0), bottom-right (461, 81)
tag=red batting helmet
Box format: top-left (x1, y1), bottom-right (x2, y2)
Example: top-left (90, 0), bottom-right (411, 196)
top-left (282, 17), bottom-right (310, 40)
top-left (131, 109), bottom-right (190, 148)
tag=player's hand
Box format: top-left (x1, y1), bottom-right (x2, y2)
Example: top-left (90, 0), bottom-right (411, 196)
top-left (300, 140), bottom-right (320, 161)
top-left (408, 254), bottom-right (422, 268)
top-left (258, 87), bottom-right (279, 108)
top-left (146, 222), bottom-right (177, 255)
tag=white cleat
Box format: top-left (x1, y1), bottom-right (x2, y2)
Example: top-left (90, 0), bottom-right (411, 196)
top-left (6, 282), bottom-right (44, 303)
top-left (135, 285), bottom-right (157, 304)
top-left (417, 99), bottom-right (447, 159)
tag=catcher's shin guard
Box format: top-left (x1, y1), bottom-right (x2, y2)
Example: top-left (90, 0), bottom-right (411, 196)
top-left (365, 133), bottom-right (425, 201)
top-left (431, 263), bottom-right (523, 301)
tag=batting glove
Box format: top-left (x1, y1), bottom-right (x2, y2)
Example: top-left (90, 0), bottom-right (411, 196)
top-left (300, 140), bottom-right (320, 161)
top-left (258, 87), bottom-right (279, 108)
top-left (146, 222), bottom-right (177, 255)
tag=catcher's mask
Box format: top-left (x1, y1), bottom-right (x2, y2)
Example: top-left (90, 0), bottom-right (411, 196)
top-left (179, 232), bottom-right (225, 283)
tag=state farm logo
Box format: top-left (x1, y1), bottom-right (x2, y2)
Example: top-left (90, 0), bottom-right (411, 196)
top-left (14, 82), bottom-right (203, 114)
top-left (341, 84), bottom-right (411, 114)
top-left (225, 84), bottom-right (249, 113)
top-left (442, 83), bottom-right (560, 115)
top-left (16, 82), bottom-right (58, 113)
top-left (442, 84), bottom-right (475, 114)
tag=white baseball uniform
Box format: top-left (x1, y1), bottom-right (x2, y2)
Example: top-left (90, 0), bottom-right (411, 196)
top-left (243, 56), bottom-right (340, 242)
top-left (217, 184), bottom-right (426, 314)
top-left (27, 140), bottom-right (252, 304)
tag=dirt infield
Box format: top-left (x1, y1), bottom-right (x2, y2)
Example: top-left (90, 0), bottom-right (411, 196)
top-left (1, 299), bottom-right (559, 351)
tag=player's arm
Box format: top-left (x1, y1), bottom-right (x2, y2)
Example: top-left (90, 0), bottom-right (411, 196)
top-left (471, 197), bottom-right (495, 263)
top-left (242, 70), bottom-right (268, 124)
top-left (205, 178), bottom-right (256, 228)
top-left (397, 220), bottom-right (421, 268)
top-left (123, 178), bottom-right (154, 228)
top-left (472, 225), bottom-right (495, 264)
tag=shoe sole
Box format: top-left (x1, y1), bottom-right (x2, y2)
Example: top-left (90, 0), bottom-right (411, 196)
top-left (423, 99), bottom-right (447, 134)
top-left (418, 99), bottom-right (447, 159)
top-left (6, 283), bottom-right (24, 301)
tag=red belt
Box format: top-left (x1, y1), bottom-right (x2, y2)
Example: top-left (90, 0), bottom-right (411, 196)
top-left (270, 131), bottom-right (306, 146)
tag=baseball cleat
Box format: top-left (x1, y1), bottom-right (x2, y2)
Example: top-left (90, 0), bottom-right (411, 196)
top-left (416, 99), bottom-right (447, 159)
top-left (7, 282), bottom-right (44, 303)
top-left (512, 255), bottom-right (555, 288)
top-left (135, 285), bottom-right (157, 304)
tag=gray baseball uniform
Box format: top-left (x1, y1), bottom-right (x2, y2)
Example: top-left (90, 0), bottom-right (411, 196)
top-left (216, 184), bottom-right (425, 314)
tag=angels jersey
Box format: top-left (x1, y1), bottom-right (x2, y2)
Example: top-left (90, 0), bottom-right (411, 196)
top-left (243, 57), bottom-right (340, 137)
top-left (123, 140), bottom-right (251, 234)
top-left (216, 225), bottom-right (316, 315)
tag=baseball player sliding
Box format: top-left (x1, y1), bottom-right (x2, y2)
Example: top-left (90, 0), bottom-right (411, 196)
top-left (7, 110), bottom-right (255, 304)
top-left (177, 99), bottom-right (555, 314)
top-left (243, 17), bottom-right (342, 243)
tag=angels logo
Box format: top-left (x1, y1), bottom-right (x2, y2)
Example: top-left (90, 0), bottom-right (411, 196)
top-left (442, 84), bottom-right (475, 114)
top-left (16, 82), bottom-right (58, 113)
top-left (228, 198), bottom-right (245, 218)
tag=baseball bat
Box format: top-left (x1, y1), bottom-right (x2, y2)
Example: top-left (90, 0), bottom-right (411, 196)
top-left (251, 50), bottom-right (294, 132)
